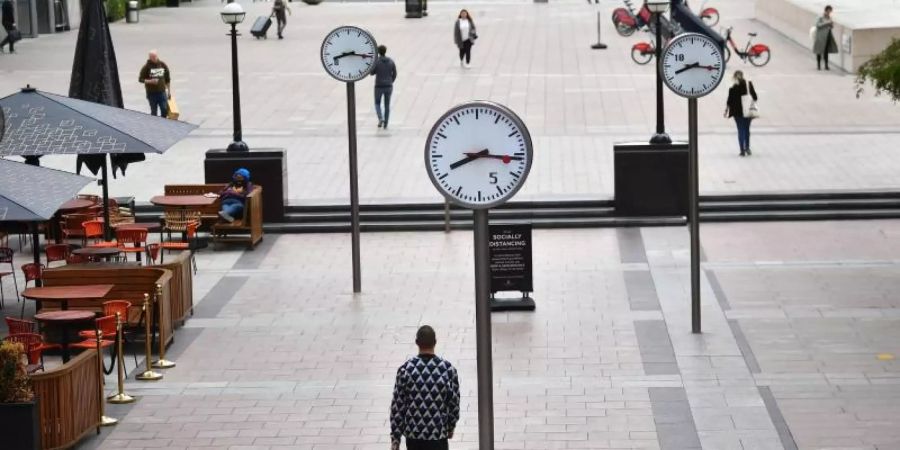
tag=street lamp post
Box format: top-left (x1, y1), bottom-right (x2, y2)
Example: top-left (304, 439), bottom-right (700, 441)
top-left (647, 0), bottom-right (671, 145)
top-left (221, 3), bottom-right (249, 152)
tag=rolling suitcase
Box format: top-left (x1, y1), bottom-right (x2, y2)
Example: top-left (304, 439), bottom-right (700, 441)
top-left (250, 16), bottom-right (272, 39)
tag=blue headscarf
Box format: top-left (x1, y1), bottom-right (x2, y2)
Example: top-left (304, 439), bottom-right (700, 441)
top-left (233, 168), bottom-right (250, 182)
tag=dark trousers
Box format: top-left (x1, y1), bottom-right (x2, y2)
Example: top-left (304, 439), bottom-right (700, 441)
top-left (375, 86), bottom-right (392, 125)
top-left (458, 40), bottom-right (472, 63)
top-left (733, 116), bottom-right (751, 152)
top-left (274, 11), bottom-right (286, 37)
top-left (406, 438), bottom-right (449, 450)
top-left (147, 91), bottom-right (169, 117)
top-left (816, 53), bottom-right (830, 69)
top-left (0, 23), bottom-right (14, 52)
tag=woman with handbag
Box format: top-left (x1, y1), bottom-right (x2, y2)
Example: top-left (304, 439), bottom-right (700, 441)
top-left (724, 70), bottom-right (758, 157)
top-left (813, 5), bottom-right (837, 70)
top-left (0, 0), bottom-right (17, 54)
top-left (454, 9), bottom-right (477, 69)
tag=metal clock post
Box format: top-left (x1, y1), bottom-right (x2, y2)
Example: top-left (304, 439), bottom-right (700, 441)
top-left (425, 101), bottom-right (534, 450)
top-left (320, 26), bottom-right (378, 293)
top-left (659, 33), bottom-right (726, 333)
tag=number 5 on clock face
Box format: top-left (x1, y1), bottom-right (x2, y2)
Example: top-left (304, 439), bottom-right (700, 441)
top-left (425, 102), bottom-right (534, 209)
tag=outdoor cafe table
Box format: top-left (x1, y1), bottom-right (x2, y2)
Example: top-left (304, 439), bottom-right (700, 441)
top-left (151, 195), bottom-right (216, 246)
top-left (22, 284), bottom-right (114, 310)
top-left (71, 247), bottom-right (121, 262)
top-left (34, 310), bottom-right (95, 363)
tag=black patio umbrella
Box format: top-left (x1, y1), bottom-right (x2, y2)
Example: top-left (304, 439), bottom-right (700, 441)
top-left (0, 87), bottom-right (197, 238)
top-left (0, 158), bottom-right (95, 269)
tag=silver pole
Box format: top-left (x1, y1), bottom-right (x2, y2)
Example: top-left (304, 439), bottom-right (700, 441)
top-left (688, 98), bottom-right (701, 333)
top-left (473, 208), bottom-right (495, 449)
top-left (347, 82), bottom-right (362, 293)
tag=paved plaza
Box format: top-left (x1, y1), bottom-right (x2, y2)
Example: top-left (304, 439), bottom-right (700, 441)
top-left (2, 1), bottom-right (900, 449)
top-left (56, 219), bottom-right (896, 450)
top-left (1, 0), bottom-right (900, 204)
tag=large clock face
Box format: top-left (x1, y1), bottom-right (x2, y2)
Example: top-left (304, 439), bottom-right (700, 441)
top-left (425, 102), bottom-right (533, 209)
top-left (661, 33), bottom-right (726, 98)
top-left (320, 26), bottom-right (377, 82)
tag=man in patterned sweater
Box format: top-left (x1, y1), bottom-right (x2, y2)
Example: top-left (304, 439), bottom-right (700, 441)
top-left (390, 326), bottom-right (461, 450)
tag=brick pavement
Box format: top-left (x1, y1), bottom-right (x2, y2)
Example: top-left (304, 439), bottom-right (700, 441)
top-left (2, 0), bottom-right (900, 204)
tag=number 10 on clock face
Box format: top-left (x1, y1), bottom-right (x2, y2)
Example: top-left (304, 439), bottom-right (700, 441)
top-left (425, 102), bottom-right (534, 209)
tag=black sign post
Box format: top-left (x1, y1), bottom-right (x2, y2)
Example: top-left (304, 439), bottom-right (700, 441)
top-left (489, 223), bottom-right (535, 312)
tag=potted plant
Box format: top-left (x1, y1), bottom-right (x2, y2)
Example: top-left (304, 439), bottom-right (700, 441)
top-left (0, 341), bottom-right (41, 450)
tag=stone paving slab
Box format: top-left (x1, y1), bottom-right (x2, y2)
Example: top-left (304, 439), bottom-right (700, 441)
top-left (2, 0), bottom-right (900, 205)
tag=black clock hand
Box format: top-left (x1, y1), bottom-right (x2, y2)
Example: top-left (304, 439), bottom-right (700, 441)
top-left (449, 149), bottom-right (489, 170)
top-left (674, 62), bottom-right (700, 75)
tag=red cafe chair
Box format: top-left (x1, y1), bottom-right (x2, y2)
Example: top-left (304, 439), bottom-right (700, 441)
top-left (4, 317), bottom-right (62, 358)
top-left (45, 244), bottom-right (70, 267)
top-left (3, 333), bottom-right (52, 373)
top-left (115, 228), bottom-right (148, 264)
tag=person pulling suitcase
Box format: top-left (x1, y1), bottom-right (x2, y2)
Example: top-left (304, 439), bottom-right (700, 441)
top-left (271, 0), bottom-right (291, 39)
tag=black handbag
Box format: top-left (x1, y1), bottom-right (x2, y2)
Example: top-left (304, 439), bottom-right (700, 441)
top-left (8, 28), bottom-right (21, 42)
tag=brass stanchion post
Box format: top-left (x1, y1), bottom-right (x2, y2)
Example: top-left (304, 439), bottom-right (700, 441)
top-left (108, 312), bottom-right (135, 404)
top-left (152, 284), bottom-right (176, 369)
top-left (136, 294), bottom-right (163, 381)
top-left (96, 330), bottom-right (118, 426)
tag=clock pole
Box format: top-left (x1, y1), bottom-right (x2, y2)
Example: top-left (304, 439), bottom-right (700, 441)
top-left (347, 81), bottom-right (362, 293)
top-left (688, 98), bottom-right (700, 333)
top-left (473, 208), bottom-right (495, 450)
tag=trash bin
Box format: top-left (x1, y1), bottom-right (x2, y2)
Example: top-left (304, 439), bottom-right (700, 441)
top-left (166, 0), bottom-right (178, 7)
top-left (405, 0), bottom-right (422, 18)
top-left (126, 0), bottom-right (139, 23)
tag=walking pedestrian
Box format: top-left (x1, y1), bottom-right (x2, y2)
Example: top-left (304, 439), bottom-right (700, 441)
top-left (453, 9), bottom-right (477, 69)
top-left (390, 326), bottom-right (460, 450)
top-left (724, 70), bottom-right (758, 157)
top-left (138, 50), bottom-right (172, 117)
top-left (813, 5), bottom-right (837, 71)
top-left (271, 0), bottom-right (291, 39)
top-left (0, 0), bottom-right (16, 54)
top-left (371, 45), bottom-right (397, 130)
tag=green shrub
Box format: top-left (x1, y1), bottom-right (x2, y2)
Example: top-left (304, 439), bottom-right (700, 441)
top-left (856, 38), bottom-right (900, 102)
top-left (0, 341), bottom-right (33, 404)
top-left (105, 0), bottom-right (168, 22)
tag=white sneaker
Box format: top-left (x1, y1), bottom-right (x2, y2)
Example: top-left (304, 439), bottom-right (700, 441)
top-left (460, 60), bottom-right (465, 68)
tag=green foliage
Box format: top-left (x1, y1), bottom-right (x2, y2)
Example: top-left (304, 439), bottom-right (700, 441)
top-left (104, 0), bottom-right (168, 22)
top-left (0, 341), bottom-right (33, 404)
top-left (856, 38), bottom-right (900, 102)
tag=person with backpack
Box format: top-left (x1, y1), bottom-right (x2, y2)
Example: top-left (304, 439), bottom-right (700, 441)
top-left (271, 0), bottom-right (291, 40)
top-left (371, 45), bottom-right (397, 129)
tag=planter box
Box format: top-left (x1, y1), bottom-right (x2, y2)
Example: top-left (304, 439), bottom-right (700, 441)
top-left (0, 400), bottom-right (41, 450)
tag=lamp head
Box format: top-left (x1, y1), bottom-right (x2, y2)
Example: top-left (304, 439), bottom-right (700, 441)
top-left (646, 0), bottom-right (669, 14)
top-left (220, 2), bottom-right (245, 25)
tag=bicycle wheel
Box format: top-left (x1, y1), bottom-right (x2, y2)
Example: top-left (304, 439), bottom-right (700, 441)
top-left (749, 48), bottom-right (771, 67)
top-left (631, 48), bottom-right (653, 65)
top-left (723, 46), bottom-right (732, 63)
top-left (701, 8), bottom-right (720, 27)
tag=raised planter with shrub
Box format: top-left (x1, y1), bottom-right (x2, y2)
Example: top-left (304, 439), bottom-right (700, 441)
top-left (0, 341), bottom-right (41, 450)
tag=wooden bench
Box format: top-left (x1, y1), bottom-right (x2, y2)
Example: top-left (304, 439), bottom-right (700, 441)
top-left (32, 350), bottom-right (101, 450)
top-left (211, 186), bottom-right (263, 249)
top-left (42, 267), bottom-right (176, 350)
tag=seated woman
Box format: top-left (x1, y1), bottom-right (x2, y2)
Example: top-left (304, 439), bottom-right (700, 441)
top-left (209, 168), bottom-right (254, 223)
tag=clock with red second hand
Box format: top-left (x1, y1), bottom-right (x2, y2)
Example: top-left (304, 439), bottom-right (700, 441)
top-left (425, 101), bottom-right (533, 209)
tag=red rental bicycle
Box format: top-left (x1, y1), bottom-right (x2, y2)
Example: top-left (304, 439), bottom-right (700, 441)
top-left (631, 39), bottom-right (655, 65)
top-left (723, 26), bottom-right (771, 66)
top-left (686, 0), bottom-right (720, 26)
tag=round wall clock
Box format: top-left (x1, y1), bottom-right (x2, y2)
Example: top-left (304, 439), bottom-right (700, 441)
top-left (320, 26), bottom-right (378, 82)
top-left (425, 101), bottom-right (533, 209)
top-left (660, 33), bottom-right (726, 99)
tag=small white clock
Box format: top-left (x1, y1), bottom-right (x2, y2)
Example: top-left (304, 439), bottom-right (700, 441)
top-left (661, 33), bottom-right (726, 99)
top-left (320, 26), bottom-right (378, 82)
top-left (425, 101), bottom-right (533, 209)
